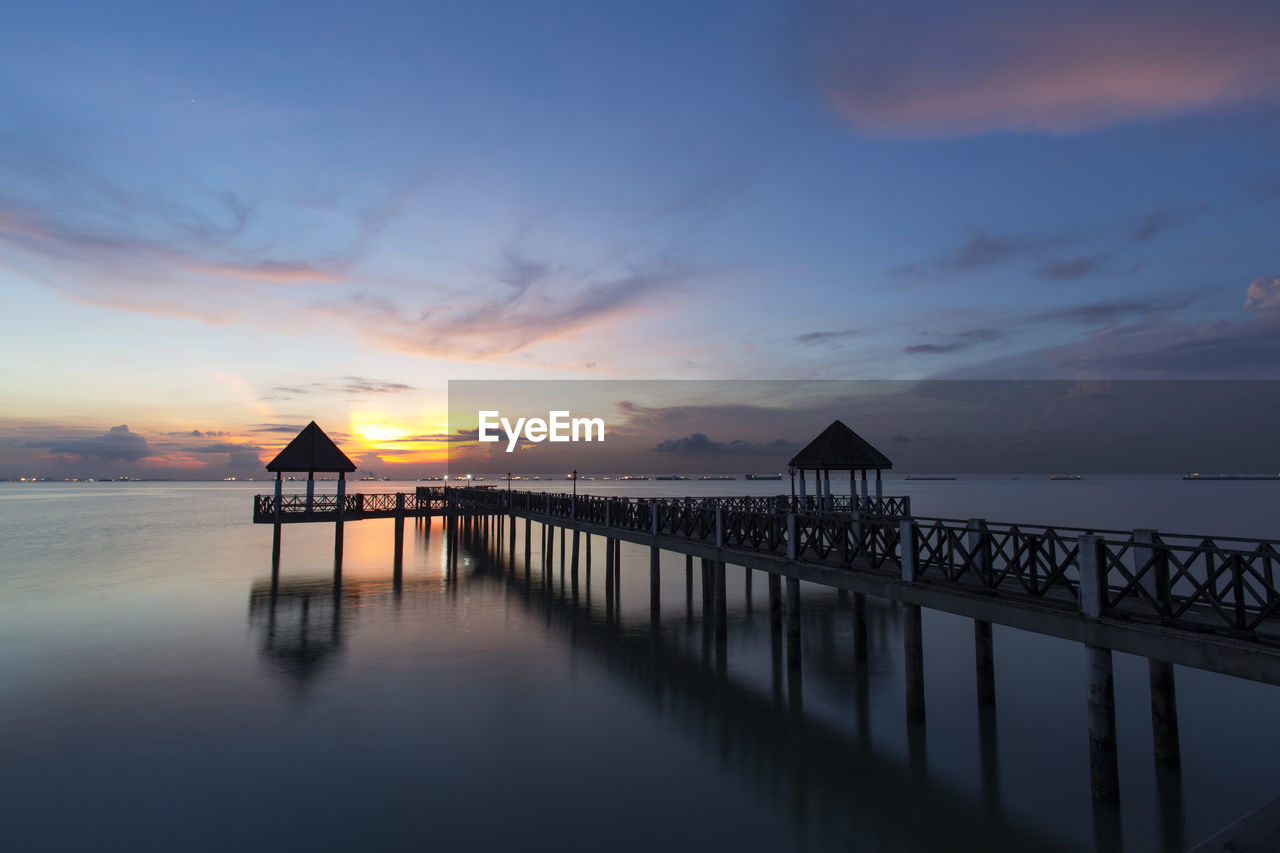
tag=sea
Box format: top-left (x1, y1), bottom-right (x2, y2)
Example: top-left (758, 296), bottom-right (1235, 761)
top-left (1, 476), bottom-right (1278, 852)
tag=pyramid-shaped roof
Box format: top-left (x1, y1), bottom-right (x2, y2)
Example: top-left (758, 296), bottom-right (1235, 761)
top-left (788, 419), bottom-right (892, 471)
top-left (266, 421), bottom-right (356, 473)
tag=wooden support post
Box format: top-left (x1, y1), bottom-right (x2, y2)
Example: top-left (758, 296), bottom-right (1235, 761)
top-left (335, 475), bottom-right (346, 561)
top-left (975, 619), bottom-right (996, 705)
top-left (714, 561), bottom-right (727, 639)
top-left (572, 530), bottom-right (581, 583)
top-left (1087, 644), bottom-right (1121, 802)
top-left (1078, 534), bottom-right (1104, 618)
top-left (899, 519), bottom-right (925, 718)
top-left (743, 566), bottom-right (752, 613)
top-left (393, 492), bottom-right (405, 571)
top-left (272, 472), bottom-right (283, 567)
top-left (852, 592), bottom-right (868, 662)
top-left (701, 558), bottom-right (713, 608)
top-left (650, 546), bottom-right (660, 612)
top-left (306, 471), bottom-right (314, 513)
top-left (786, 577), bottom-right (801, 669)
top-left (605, 537), bottom-right (614, 619)
top-left (904, 604), bottom-right (926, 722)
top-left (969, 518), bottom-right (991, 588)
top-left (768, 572), bottom-right (781, 631)
top-left (786, 513), bottom-right (797, 560)
top-left (685, 554), bottom-right (693, 606)
top-left (1149, 659), bottom-right (1181, 764)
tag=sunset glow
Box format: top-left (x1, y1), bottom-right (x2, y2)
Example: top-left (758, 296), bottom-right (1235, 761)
top-left (1, 0), bottom-right (1277, 481)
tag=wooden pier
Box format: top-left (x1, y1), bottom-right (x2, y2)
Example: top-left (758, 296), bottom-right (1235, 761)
top-left (252, 421), bottom-right (1280, 841)
top-left (256, 483), bottom-right (1280, 806)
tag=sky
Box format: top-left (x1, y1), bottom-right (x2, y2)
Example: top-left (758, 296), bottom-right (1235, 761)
top-left (2, 0), bottom-right (1279, 479)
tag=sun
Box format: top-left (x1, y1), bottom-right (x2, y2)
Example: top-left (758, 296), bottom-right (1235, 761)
top-left (353, 421), bottom-right (409, 445)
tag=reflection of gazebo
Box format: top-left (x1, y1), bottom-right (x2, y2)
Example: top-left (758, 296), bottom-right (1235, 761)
top-left (266, 421), bottom-right (357, 513)
top-left (248, 576), bottom-right (346, 692)
top-left (788, 420), bottom-right (892, 506)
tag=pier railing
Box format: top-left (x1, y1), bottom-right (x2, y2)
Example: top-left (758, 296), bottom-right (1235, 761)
top-left (253, 488), bottom-right (451, 519)
top-left (253, 486), bottom-right (1280, 642)
top-left (467, 488), bottom-right (1280, 642)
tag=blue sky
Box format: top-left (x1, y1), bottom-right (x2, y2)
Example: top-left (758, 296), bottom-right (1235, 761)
top-left (2, 0), bottom-right (1279, 477)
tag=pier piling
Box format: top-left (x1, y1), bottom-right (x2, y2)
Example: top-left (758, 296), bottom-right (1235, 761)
top-left (1087, 644), bottom-right (1121, 802)
top-left (768, 572), bottom-right (781, 631)
top-left (786, 577), bottom-right (801, 669)
top-left (650, 546), bottom-right (660, 611)
top-left (904, 605), bottom-right (926, 722)
top-left (1149, 659), bottom-right (1181, 764)
top-left (715, 562), bottom-right (727, 639)
top-left (975, 620), bottom-right (996, 705)
top-left (852, 592), bottom-right (868, 662)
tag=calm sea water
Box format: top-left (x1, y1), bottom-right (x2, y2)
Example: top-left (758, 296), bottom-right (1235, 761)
top-left (1, 477), bottom-right (1278, 852)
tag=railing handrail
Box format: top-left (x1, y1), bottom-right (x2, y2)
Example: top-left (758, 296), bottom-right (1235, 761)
top-left (252, 486), bottom-right (1280, 641)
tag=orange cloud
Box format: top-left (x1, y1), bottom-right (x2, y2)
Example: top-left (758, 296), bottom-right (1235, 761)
top-left (817, 2), bottom-right (1280, 136)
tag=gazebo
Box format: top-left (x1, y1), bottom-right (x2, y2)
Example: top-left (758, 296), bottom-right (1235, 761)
top-left (788, 419), bottom-right (892, 508)
top-left (266, 421), bottom-right (357, 514)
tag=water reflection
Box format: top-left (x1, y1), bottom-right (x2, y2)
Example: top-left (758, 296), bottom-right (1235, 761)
top-left (247, 517), bottom-right (1192, 851)
top-left (248, 575), bottom-right (345, 690)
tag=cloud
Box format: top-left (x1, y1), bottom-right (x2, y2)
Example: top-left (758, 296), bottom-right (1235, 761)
top-left (795, 329), bottom-right (863, 344)
top-left (1130, 206), bottom-right (1202, 243)
top-left (249, 423), bottom-right (308, 434)
top-left (940, 229), bottom-right (1065, 271)
top-left (164, 429), bottom-right (231, 438)
top-left (391, 428), bottom-right (480, 444)
top-left (1026, 299), bottom-right (1166, 325)
top-left (1037, 255), bottom-right (1104, 281)
top-left (1036, 278), bottom-right (1280, 376)
top-left (325, 263), bottom-right (694, 361)
top-left (1244, 276), bottom-right (1280, 312)
top-left (654, 433), bottom-right (798, 454)
top-left (813, 1), bottom-right (1280, 136)
top-left (263, 376), bottom-right (416, 400)
top-left (32, 424), bottom-right (150, 461)
top-left (905, 329), bottom-right (1002, 355)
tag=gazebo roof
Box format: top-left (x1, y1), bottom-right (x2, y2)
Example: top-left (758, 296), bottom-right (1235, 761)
top-left (789, 419), bottom-right (892, 471)
top-left (266, 421), bottom-right (356, 473)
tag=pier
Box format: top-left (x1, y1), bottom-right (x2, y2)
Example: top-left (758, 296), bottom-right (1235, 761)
top-left (253, 420), bottom-right (1280, 846)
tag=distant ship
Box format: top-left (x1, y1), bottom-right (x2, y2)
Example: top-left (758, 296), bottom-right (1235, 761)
top-left (1184, 473), bottom-right (1280, 481)
top-left (617, 475), bottom-right (649, 481)
top-left (746, 473), bottom-right (783, 480)
top-left (905, 476), bottom-right (957, 481)
top-left (655, 475), bottom-right (691, 481)
top-left (1050, 475), bottom-right (1082, 481)
top-left (698, 475), bottom-right (737, 481)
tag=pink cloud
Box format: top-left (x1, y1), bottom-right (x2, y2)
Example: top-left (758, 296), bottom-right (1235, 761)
top-left (1244, 275), bottom-right (1280, 312)
top-left (816, 2), bottom-right (1280, 136)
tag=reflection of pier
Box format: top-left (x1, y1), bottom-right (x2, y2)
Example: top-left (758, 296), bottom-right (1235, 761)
top-left (252, 515), bottom-right (1068, 851)
top-left (492, 575), bottom-right (1062, 851)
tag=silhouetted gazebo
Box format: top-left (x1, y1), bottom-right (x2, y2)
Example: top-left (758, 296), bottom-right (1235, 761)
top-left (266, 421), bottom-right (357, 514)
top-left (788, 419), bottom-right (892, 507)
